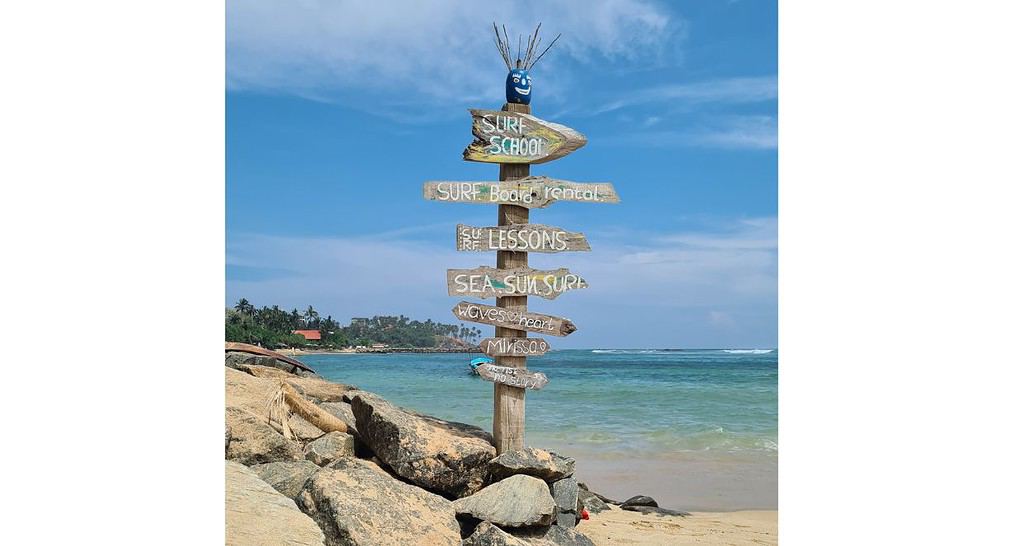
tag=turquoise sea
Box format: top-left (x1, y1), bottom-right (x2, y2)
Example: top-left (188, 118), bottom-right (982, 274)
top-left (299, 349), bottom-right (777, 511)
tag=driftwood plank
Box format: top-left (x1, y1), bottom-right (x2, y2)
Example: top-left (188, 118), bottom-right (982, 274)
top-left (423, 177), bottom-right (619, 209)
top-left (477, 364), bottom-right (550, 390)
top-left (456, 224), bottom-right (590, 253)
top-left (447, 266), bottom-right (588, 300)
top-left (451, 301), bottom-right (577, 337)
top-left (463, 109), bottom-right (586, 164)
top-left (479, 337), bottom-right (551, 357)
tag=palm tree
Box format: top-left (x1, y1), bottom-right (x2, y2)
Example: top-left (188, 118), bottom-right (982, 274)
top-left (303, 306), bottom-right (319, 328)
top-left (234, 298), bottom-right (254, 316)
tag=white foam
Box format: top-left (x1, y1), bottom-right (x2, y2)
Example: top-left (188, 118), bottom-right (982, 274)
top-left (722, 349), bottom-right (773, 354)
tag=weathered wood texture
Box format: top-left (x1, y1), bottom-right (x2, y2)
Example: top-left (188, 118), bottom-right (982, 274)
top-left (463, 109), bottom-right (586, 164)
top-left (456, 223), bottom-right (590, 253)
top-left (479, 337), bottom-right (551, 357)
top-left (451, 301), bottom-right (577, 337)
top-left (225, 342), bottom-right (316, 374)
top-left (494, 102), bottom-right (531, 455)
top-left (423, 177), bottom-right (619, 209)
top-left (447, 266), bottom-right (588, 300)
top-left (478, 364), bottom-right (549, 390)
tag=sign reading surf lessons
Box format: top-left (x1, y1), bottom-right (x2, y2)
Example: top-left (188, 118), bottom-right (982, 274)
top-left (480, 337), bottom-right (550, 357)
top-left (456, 224), bottom-right (590, 253)
top-left (423, 177), bottom-right (619, 209)
top-left (451, 301), bottom-right (577, 337)
top-left (447, 266), bottom-right (587, 300)
top-left (463, 109), bottom-right (587, 164)
top-left (477, 364), bottom-right (549, 390)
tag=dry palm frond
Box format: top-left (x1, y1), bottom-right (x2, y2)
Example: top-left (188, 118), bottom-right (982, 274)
top-left (265, 382), bottom-right (294, 440)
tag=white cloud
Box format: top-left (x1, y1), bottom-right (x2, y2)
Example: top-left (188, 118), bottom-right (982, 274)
top-left (227, 0), bottom-right (676, 106)
top-left (226, 217), bottom-right (777, 347)
top-left (592, 76), bottom-right (778, 114)
top-left (599, 115), bottom-right (777, 150)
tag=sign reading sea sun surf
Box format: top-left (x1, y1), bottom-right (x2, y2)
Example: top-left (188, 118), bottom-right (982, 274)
top-left (476, 364), bottom-right (549, 390)
top-left (463, 109), bottom-right (587, 164)
top-left (456, 224), bottom-right (590, 253)
top-left (424, 176), bottom-right (619, 209)
top-left (447, 266), bottom-right (587, 300)
top-left (480, 337), bottom-right (550, 357)
top-left (452, 301), bottom-right (577, 336)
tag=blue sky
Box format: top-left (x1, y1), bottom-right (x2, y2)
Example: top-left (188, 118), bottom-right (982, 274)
top-left (227, 0), bottom-right (777, 348)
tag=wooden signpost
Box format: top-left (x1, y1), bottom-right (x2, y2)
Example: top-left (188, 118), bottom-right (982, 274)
top-left (423, 177), bottom-right (620, 208)
top-left (424, 26), bottom-right (619, 454)
top-left (451, 301), bottom-right (577, 336)
top-left (463, 109), bottom-right (587, 164)
top-left (456, 224), bottom-right (590, 252)
top-left (480, 337), bottom-right (551, 357)
top-left (476, 364), bottom-right (549, 390)
top-left (447, 266), bottom-right (587, 300)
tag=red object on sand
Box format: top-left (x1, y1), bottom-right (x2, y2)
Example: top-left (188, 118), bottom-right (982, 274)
top-left (581, 508), bottom-right (590, 520)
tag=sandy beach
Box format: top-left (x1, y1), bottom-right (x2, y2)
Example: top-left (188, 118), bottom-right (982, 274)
top-left (578, 506), bottom-right (777, 545)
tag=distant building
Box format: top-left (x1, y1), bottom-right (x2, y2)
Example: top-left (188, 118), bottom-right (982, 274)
top-left (292, 329), bottom-right (321, 341)
top-left (370, 343), bottom-right (389, 349)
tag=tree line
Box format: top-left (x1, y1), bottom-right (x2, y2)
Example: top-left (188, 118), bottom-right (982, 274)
top-left (225, 298), bottom-right (482, 348)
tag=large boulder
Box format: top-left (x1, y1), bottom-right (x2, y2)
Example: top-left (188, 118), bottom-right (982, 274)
top-left (225, 406), bottom-right (302, 465)
top-left (225, 461), bottom-right (325, 546)
top-left (550, 476), bottom-right (578, 522)
top-left (528, 525), bottom-right (595, 546)
top-left (226, 351), bottom-right (279, 372)
top-left (453, 474), bottom-right (556, 529)
top-left (351, 393), bottom-right (495, 497)
top-left (463, 522), bottom-right (531, 546)
top-left (620, 495), bottom-right (657, 508)
top-left (297, 457), bottom-right (461, 546)
top-left (250, 460), bottom-right (321, 500)
top-left (317, 402), bottom-right (359, 436)
top-left (304, 431), bottom-right (355, 466)
top-left (489, 448), bottom-right (575, 483)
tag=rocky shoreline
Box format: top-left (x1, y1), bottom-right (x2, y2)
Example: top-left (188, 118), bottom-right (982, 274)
top-left (225, 349), bottom-right (652, 545)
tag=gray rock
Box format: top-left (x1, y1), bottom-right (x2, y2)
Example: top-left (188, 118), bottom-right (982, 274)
top-left (551, 476), bottom-right (578, 513)
top-left (303, 431), bottom-right (355, 466)
top-left (620, 505), bottom-right (690, 517)
top-left (250, 460), bottom-right (321, 499)
top-left (556, 512), bottom-right (577, 528)
top-left (226, 351), bottom-right (280, 371)
top-left (577, 482), bottom-right (619, 505)
top-left (453, 474), bottom-right (556, 528)
top-left (489, 448), bottom-right (575, 483)
top-left (533, 525), bottom-right (595, 546)
top-left (352, 393), bottom-right (495, 497)
top-left (318, 401), bottom-right (359, 436)
top-left (463, 522), bottom-right (531, 546)
top-left (225, 424), bottom-right (231, 450)
top-left (297, 457), bottom-right (461, 546)
top-left (576, 490), bottom-right (609, 515)
top-left (620, 495), bottom-right (657, 508)
top-left (225, 406), bottom-right (303, 465)
top-left (225, 461), bottom-right (325, 546)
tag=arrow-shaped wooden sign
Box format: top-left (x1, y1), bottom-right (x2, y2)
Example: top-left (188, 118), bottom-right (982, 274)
top-left (456, 224), bottom-right (590, 253)
top-left (452, 301), bottom-right (577, 337)
top-left (448, 266), bottom-right (588, 300)
top-left (463, 109), bottom-right (586, 164)
top-left (480, 337), bottom-right (550, 357)
top-left (477, 364), bottom-right (549, 390)
top-left (423, 177), bottom-right (619, 209)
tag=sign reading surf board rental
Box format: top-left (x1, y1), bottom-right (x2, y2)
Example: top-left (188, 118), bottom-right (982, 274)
top-left (456, 224), bottom-right (590, 253)
top-left (447, 266), bottom-right (587, 300)
top-left (451, 301), bottom-right (577, 337)
top-left (480, 337), bottom-right (550, 357)
top-left (424, 177), bottom-right (619, 209)
top-left (477, 364), bottom-right (549, 390)
top-left (463, 109), bottom-right (587, 164)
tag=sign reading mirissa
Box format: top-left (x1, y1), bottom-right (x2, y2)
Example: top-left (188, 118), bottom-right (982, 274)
top-left (423, 23), bottom-right (620, 454)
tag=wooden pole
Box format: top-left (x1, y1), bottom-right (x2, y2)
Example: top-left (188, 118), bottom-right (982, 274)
top-left (494, 101), bottom-right (530, 454)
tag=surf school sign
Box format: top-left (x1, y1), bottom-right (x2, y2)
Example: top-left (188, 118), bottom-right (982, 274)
top-left (463, 109), bottom-right (587, 164)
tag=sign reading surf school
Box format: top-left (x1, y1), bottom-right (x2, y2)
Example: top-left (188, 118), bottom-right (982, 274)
top-left (477, 364), bottom-right (549, 390)
top-left (447, 266), bottom-right (587, 300)
top-left (452, 301), bottom-right (577, 337)
top-left (463, 109), bottom-right (587, 164)
top-left (424, 177), bottom-right (619, 209)
top-left (456, 224), bottom-right (590, 253)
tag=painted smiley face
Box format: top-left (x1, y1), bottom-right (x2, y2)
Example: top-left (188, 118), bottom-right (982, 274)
top-left (506, 68), bottom-right (532, 105)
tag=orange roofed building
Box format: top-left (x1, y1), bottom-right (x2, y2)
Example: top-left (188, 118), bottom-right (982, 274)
top-left (292, 329), bottom-right (321, 341)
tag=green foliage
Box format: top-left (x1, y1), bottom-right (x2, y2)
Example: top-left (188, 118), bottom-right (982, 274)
top-left (226, 300), bottom-right (480, 348)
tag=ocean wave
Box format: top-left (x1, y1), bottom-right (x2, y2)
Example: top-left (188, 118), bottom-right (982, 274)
top-left (722, 349), bottom-right (774, 354)
top-left (591, 349), bottom-right (681, 355)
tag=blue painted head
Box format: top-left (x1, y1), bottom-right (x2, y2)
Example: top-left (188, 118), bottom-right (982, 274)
top-left (506, 68), bottom-right (532, 104)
